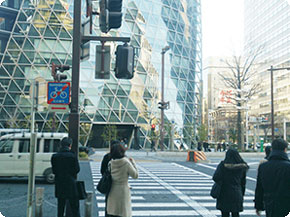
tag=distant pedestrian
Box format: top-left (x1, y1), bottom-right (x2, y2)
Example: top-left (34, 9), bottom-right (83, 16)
top-left (197, 141), bottom-right (202, 151)
top-left (51, 137), bottom-right (80, 217)
top-left (222, 142), bottom-right (226, 151)
top-left (100, 141), bottom-right (118, 217)
top-left (151, 140), bottom-right (156, 152)
top-left (107, 142), bottom-right (138, 217)
top-left (203, 142), bottom-right (208, 152)
top-left (217, 143), bottom-right (222, 152)
top-left (254, 138), bottom-right (290, 217)
top-left (212, 148), bottom-right (249, 217)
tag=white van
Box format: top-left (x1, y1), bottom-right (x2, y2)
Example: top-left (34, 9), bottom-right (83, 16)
top-left (0, 132), bottom-right (68, 183)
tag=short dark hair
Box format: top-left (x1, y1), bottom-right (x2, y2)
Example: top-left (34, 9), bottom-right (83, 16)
top-left (61, 137), bottom-right (72, 147)
top-left (272, 138), bottom-right (288, 151)
top-left (111, 143), bottom-right (126, 159)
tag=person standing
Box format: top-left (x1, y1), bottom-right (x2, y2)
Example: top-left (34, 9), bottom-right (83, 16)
top-left (106, 143), bottom-right (138, 217)
top-left (51, 137), bottom-right (80, 217)
top-left (255, 138), bottom-right (290, 217)
top-left (100, 141), bottom-right (118, 217)
top-left (259, 145), bottom-right (272, 166)
top-left (212, 148), bottom-right (249, 217)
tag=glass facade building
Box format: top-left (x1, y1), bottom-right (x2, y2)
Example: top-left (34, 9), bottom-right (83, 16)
top-left (244, 0), bottom-right (290, 140)
top-left (0, 0), bottom-right (202, 148)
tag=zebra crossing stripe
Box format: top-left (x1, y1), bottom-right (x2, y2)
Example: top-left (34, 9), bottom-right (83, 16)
top-left (96, 196), bottom-right (145, 201)
top-left (138, 165), bottom-right (217, 217)
top-left (172, 163), bottom-right (255, 195)
top-left (98, 202), bottom-right (189, 208)
top-left (190, 196), bottom-right (254, 200)
top-left (98, 210), bottom-right (199, 216)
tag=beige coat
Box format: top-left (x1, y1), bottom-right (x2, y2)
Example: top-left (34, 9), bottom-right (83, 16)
top-left (107, 157), bottom-right (138, 217)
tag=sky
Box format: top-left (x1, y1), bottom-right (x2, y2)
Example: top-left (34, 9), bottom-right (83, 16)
top-left (202, 0), bottom-right (244, 59)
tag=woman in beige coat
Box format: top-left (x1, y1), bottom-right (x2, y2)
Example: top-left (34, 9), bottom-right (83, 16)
top-left (107, 143), bottom-right (138, 217)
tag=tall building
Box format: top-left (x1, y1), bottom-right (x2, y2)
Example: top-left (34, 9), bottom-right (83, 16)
top-left (0, 0), bottom-right (202, 148)
top-left (244, 0), bottom-right (290, 141)
top-left (204, 57), bottom-right (237, 143)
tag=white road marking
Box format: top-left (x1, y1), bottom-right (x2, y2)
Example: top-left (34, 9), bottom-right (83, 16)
top-left (174, 163), bottom-right (255, 195)
top-left (98, 210), bottom-right (199, 216)
top-left (138, 165), bottom-right (217, 217)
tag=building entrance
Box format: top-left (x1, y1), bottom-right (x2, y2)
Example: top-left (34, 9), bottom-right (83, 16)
top-left (88, 124), bottom-right (140, 149)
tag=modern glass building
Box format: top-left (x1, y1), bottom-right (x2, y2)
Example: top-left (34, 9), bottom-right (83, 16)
top-left (0, 0), bottom-right (202, 148)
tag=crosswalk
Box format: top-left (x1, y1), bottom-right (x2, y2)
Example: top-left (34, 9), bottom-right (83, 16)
top-left (90, 162), bottom-right (263, 217)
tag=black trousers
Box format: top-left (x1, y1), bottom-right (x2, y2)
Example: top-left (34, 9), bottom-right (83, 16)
top-left (57, 198), bottom-right (80, 217)
top-left (221, 212), bottom-right (239, 217)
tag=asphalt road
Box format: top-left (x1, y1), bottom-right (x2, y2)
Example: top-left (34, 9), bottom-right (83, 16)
top-left (0, 150), bottom-right (283, 217)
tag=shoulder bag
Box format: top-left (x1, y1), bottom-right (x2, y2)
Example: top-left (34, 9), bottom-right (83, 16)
top-left (76, 180), bottom-right (87, 200)
top-left (97, 163), bottom-right (112, 195)
top-left (210, 182), bottom-right (222, 199)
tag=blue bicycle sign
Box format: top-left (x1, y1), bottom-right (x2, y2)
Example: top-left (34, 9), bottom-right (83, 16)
top-left (47, 82), bottom-right (70, 104)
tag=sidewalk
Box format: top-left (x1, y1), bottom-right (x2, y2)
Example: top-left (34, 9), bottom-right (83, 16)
top-left (90, 149), bottom-right (266, 162)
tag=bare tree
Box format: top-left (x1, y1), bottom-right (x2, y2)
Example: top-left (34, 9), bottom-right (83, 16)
top-left (218, 50), bottom-right (262, 150)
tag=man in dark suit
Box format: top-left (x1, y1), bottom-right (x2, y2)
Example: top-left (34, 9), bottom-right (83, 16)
top-left (51, 137), bottom-right (80, 217)
top-left (255, 138), bottom-right (290, 217)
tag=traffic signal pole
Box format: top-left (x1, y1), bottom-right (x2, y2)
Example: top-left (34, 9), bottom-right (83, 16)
top-left (69, 0), bottom-right (82, 154)
top-left (160, 46), bottom-right (170, 151)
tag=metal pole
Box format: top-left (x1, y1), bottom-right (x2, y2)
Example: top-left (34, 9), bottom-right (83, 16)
top-left (246, 107), bottom-right (249, 150)
top-left (170, 123), bottom-right (174, 151)
top-left (270, 65), bottom-right (274, 142)
top-left (69, 0), bottom-right (82, 154)
top-left (101, 41), bottom-right (105, 79)
top-left (283, 118), bottom-right (286, 141)
top-left (160, 51), bottom-right (165, 151)
top-left (27, 81), bottom-right (38, 217)
top-left (35, 187), bottom-right (44, 217)
top-left (84, 191), bottom-right (93, 217)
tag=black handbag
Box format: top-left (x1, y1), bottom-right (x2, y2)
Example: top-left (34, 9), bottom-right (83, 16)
top-left (210, 182), bottom-right (221, 199)
top-left (76, 181), bottom-right (87, 200)
top-left (97, 164), bottom-right (112, 195)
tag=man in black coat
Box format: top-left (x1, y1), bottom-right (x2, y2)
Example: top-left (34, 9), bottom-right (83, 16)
top-left (255, 138), bottom-right (290, 217)
top-left (51, 137), bottom-right (80, 217)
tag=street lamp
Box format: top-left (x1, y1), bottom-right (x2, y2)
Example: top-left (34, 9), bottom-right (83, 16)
top-left (268, 65), bottom-right (290, 142)
top-left (160, 45), bottom-right (170, 151)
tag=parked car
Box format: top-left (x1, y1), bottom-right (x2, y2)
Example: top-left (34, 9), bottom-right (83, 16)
top-left (0, 132), bottom-right (67, 183)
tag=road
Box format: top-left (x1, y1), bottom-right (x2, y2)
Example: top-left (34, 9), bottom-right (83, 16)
top-left (0, 150), bottom-right (278, 217)
top-left (92, 151), bottom-right (265, 217)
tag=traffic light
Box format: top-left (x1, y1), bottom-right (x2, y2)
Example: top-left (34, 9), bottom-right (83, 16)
top-left (51, 63), bottom-right (70, 81)
top-left (99, 0), bottom-right (123, 33)
top-left (151, 124), bottom-right (155, 131)
top-left (115, 43), bottom-right (135, 79)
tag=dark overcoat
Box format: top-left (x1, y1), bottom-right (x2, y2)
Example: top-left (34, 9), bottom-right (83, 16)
top-left (51, 147), bottom-right (80, 199)
top-left (255, 150), bottom-right (290, 217)
top-left (213, 161), bottom-right (248, 212)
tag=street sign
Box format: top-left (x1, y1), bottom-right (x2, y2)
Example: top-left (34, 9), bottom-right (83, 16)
top-left (47, 82), bottom-right (70, 105)
top-left (48, 104), bottom-right (70, 113)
